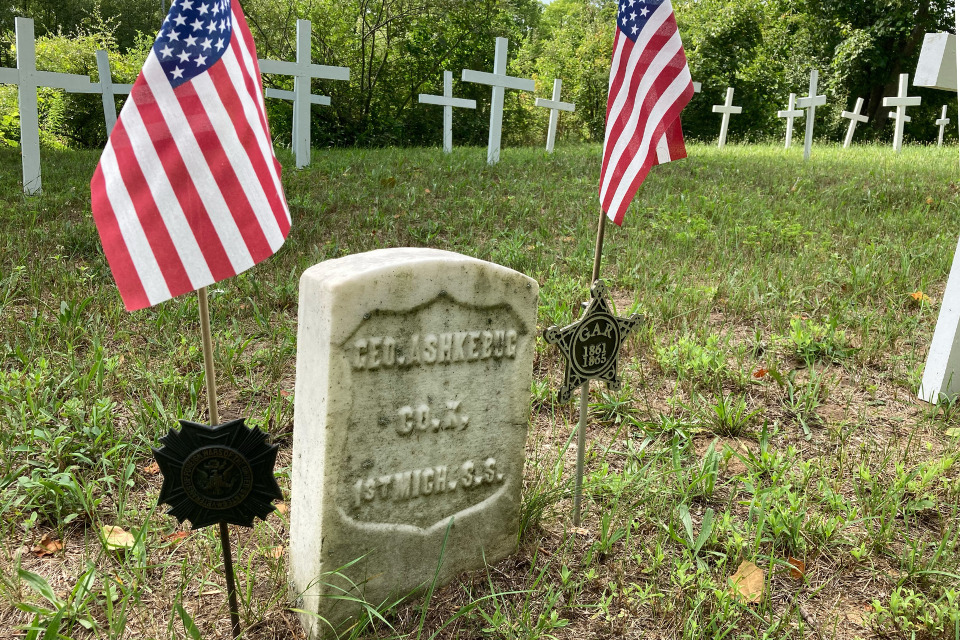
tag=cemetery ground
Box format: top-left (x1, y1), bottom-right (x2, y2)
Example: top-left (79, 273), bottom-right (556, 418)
top-left (1, 142), bottom-right (960, 640)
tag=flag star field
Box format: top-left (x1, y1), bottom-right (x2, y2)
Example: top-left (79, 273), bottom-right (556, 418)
top-left (618, 0), bottom-right (664, 42)
top-left (155, 0), bottom-right (232, 88)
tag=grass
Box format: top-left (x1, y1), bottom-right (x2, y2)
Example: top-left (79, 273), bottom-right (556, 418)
top-left (1, 140), bottom-right (960, 638)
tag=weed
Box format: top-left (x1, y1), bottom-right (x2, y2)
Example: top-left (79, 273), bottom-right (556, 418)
top-left (785, 317), bottom-right (852, 365)
top-left (702, 393), bottom-right (760, 437)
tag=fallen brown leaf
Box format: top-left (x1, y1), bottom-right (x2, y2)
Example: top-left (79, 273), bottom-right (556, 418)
top-left (162, 531), bottom-right (189, 544)
top-left (275, 502), bottom-right (290, 515)
top-left (265, 545), bottom-right (284, 559)
top-left (788, 557), bottom-right (806, 580)
top-left (30, 533), bottom-right (63, 557)
top-left (103, 525), bottom-right (136, 551)
top-left (729, 560), bottom-right (764, 603)
top-left (143, 461), bottom-right (161, 475)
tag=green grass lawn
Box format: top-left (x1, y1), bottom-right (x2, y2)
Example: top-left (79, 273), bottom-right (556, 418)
top-left (1, 142), bottom-right (959, 639)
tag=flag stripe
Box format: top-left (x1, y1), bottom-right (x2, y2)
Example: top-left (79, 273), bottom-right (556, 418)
top-left (211, 57), bottom-right (290, 237)
top-left (95, 145), bottom-right (171, 306)
top-left (606, 68), bottom-right (692, 223)
top-left (599, 0), bottom-right (693, 225)
top-left (91, 167), bottom-right (151, 311)
top-left (129, 80), bottom-right (239, 281)
top-left (112, 97), bottom-right (218, 285)
top-left (163, 78), bottom-right (273, 264)
top-left (141, 58), bottom-right (257, 272)
top-left (192, 67), bottom-right (285, 253)
top-left (91, 0), bottom-right (291, 311)
top-left (604, 3), bottom-right (672, 147)
top-left (603, 45), bottom-right (689, 213)
top-left (601, 24), bottom-right (682, 189)
top-left (601, 33), bottom-right (684, 204)
top-left (105, 119), bottom-right (194, 296)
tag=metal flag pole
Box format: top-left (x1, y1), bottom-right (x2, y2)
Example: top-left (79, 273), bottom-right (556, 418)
top-left (573, 211), bottom-right (608, 527)
top-left (197, 287), bottom-right (242, 638)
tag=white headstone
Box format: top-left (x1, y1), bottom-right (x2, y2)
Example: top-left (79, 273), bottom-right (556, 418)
top-left (841, 97), bottom-right (869, 148)
top-left (937, 104), bottom-right (951, 146)
top-left (796, 69), bottom-right (827, 161)
top-left (462, 37), bottom-right (535, 164)
top-left (418, 70), bottom-right (476, 154)
top-left (1, 18), bottom-right (97, 194)
top-left (94, 50), bottom-right (132, 135)
top-left (534, 78), bottom-right (575, 153)
top-left (915, 28), bottom-right (960, 402)
top-left (692, 81), bottom-right (702, 93)
top-left (777, 93), bottom-right (804, 149)
top-left (290, 248), bottom-right (538, 637)
top-left (711, 87), bottom-right (742, 149)
top-left (882, 73), bottom-right (921, 153)
top-left (913, 21), bottom-right (960, 403)
top-left (258, 20), bottom-right (350, 169)
top-left (915, 33), bottom-right (957, 92)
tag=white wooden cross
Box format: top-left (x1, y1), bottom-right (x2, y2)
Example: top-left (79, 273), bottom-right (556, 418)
top-left (913, 31), bottom-right (960, 402)
top-left (1, 18), bottom-right (96, 194)
top-left (711, 87), bottom-right (741, 149)
top-left (887, 110), bottom-right (911, 124)
top-left (462, 37), bottom-right (535, 164)
top-left (94, 50), bottom-right (132, 135)
top-left (841, 98), bottom-right (869, 148)
top-left (777, 93), bottom-right (803, 149)
top-left (692, 81), bottom-right (702, 93)
top-left (882, 73), bottom-right (921, 153)
top-left (937, 105), bottom-right (950, 146)
top-left (534, 78), bottom-right (575, 153)
top-left (796, 69), bottom-right (826, 161)
top-left (418, 70), bottom-right (476, 153)
top-left (258, 19), bottom-right (350, 169)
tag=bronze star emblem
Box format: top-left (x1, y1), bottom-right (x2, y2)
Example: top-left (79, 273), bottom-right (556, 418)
top-left (543, 280), bottom-right (642, 403)
top-left (153, 418), bottom-right (283, 529)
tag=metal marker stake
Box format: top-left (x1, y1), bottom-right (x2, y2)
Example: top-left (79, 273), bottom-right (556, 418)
top-left (198, 287), bottom-right (242, 638)
top-left (573, 212), bottom-right (608, 527)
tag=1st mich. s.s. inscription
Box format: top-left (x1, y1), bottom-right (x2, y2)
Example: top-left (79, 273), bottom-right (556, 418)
top-left (338, 294), bottom-right (526, 530)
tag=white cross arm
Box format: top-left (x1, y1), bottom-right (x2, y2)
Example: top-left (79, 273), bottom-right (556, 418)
top-left (461, 69), bottom-right (535, 92)
top-left (778, 108), bottom-right (803, 118)
top-left (888, 111), bottom-right (912, 123)
top-left (110, 83), bottom-right (133, 95)
top-left (266, 87), bottom-right (330, 106)
top-left (258, 59), bottom-right (351, 81)
top-left (534, 97), bottom-right (575, 112)
top-left (419, 93), bottom-right (476, 109)
top-left (883, 95), bottom-right (921, 108)
top-left (796, 95), bottom-right (826, 108)
top-left (0, 67), bottom-right (17, 84)
top-left (33, 70), bottom-right (98, 93)
top-left (842, 109), bottom-right (868, 123)
top-left (915, 32), bottom-right (957, 92)
top-left (712, 104), bottom-right (742, 114)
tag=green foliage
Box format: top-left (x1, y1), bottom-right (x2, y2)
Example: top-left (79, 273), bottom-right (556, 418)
top-left (8, 0), bottom-right (956, 148)
top-left (657, 334), bottom-right (728, 384)
top-left (0, 19), bottom-right (150, 149)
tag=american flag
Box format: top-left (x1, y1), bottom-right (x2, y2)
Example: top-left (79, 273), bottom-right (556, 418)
top-left (599, 0), bottom-right (694, 226)
top-left (91, 0), bottom-right (291, 312)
